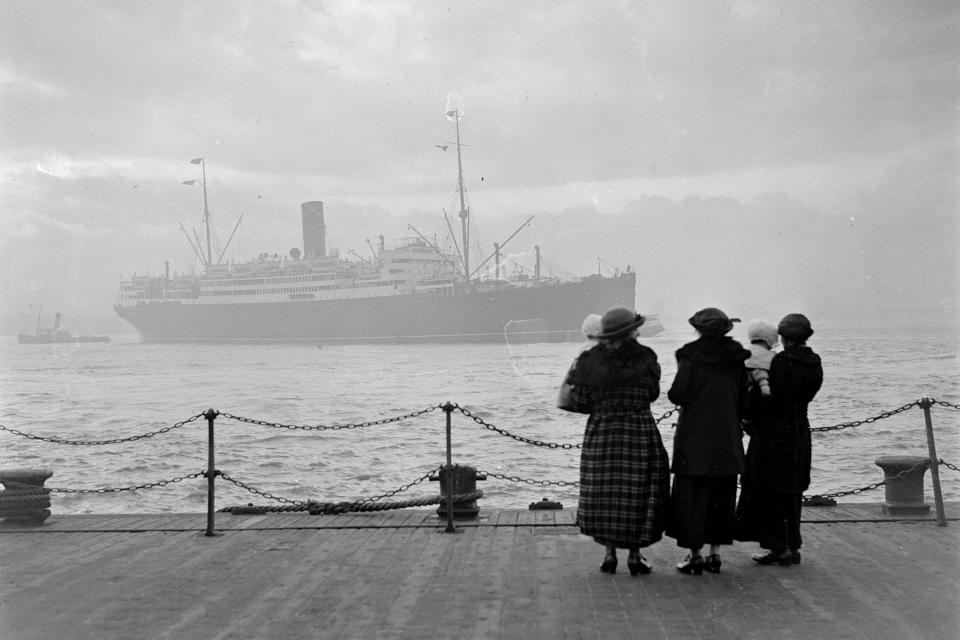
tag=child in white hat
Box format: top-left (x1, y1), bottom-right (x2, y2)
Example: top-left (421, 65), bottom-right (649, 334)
top-left (745, 320), bottom-right (779, 397)
top-left (579, 313), bottom-right (603, 352)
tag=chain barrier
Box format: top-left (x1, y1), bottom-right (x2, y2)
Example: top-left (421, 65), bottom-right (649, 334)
top-left (218, 467), bottom-right (481, 514)
top-left (452, 404), bottom-right (677, 449)
top-left (48, 472), bottom-right (205, 494)
top-left (1, 397), bottom-right (954, 513)
top-left (354, 467), bottom-right (442, 503)
top-left (0, 413), bottom-right (206, 445)
top-left (811, 400), bottom-right (919, 433)
top-left (478, 470), bottom-right (578, 488)
top-left (453, 404), bottom-right (580, 449)
top-left (803, 459), bottom-right (931, 500)
top-left (216, 405), bottom-right (440, 431)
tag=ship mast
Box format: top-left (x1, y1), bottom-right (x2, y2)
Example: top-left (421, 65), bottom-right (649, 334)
top-left (184, 157), bottom-right (241, 267)
top-left (189, 157), bottom-right (213, 267)
top-left (448, 109), bottom-right (470, 279)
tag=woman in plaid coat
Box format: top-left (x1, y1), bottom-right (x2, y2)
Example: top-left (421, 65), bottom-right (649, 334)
top-left (563, 307), bottom-right (671, 576)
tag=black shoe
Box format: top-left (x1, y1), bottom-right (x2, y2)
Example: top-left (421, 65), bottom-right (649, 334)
top-left (752, 550), bottom-right (792, 566)
top-left (790, 549), bottom-right (801, 565)
top-left (676, 554), bottom-right (704, 575)
top-left (704, 554), bottom-right (722, 574)
top-left (600, 554), bottom-right (618, 574)
top-left (627, 554), bottom-right (652, 576)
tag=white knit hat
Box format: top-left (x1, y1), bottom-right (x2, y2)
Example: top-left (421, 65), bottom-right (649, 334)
top-left (581, 313), bottom-right (603, 339)
top-left (747, 319), bottom-right (779, 348)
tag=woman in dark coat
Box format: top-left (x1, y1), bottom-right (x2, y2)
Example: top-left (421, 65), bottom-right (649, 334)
top-left (666, 307), bottom-right (749, 575)
top-left (562, 307), bottom-right (671, 576)
top-left (735, 313), bottom-right (823, 565)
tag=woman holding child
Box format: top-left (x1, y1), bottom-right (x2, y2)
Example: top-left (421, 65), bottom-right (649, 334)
top-left (735, 313), bottom-right (823, 566)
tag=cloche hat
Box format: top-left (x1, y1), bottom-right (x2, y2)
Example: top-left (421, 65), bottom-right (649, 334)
top-left (589, 307), bottom-right (646, 340)
top-left (777, 313), bottom-right (814, 340)
top-left (689, 307), bottom-right (739, 335)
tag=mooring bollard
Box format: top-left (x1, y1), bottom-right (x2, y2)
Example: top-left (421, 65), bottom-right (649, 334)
top-left (0, 469), bottom-right (54, 523)
top-left (875, 455), bottom-right (930, 515)
top-left (431, 463), bottom-right (486, 519)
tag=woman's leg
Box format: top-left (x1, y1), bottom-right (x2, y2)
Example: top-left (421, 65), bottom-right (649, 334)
top-left (600, 544), bottom-right (618, 573)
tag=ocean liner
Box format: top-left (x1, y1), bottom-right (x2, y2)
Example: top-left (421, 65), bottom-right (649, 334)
top-left (115, 112), bottom-right (660, 344)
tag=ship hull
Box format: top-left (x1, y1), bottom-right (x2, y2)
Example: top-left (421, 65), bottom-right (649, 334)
top-left (18, 335), bottom-right (110, 344)
top-left (114, 273), bottom-right (657, 344)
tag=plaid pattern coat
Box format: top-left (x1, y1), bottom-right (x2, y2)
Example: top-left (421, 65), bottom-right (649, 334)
top-left (566, 342), bottom-right (671, 548)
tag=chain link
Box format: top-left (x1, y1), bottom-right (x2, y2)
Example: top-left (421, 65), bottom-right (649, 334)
top-left (453, 404), bottom-right (678, 448)
top-left (355, 467), bottom-right (441, 503)
top-left (217, 405), bottom-right (440, 431)
top-left (804, 459), bottom-right (931, 499)
top-left (811, 401), bottom-right (918, 433)
top-left (0, 413), bottom-right (206, 445)
top-left (219, 467), bottom-right (444, 508)
top-left (49, 472), bottom-right (205, 494)
top-left (219, 472), bottom-right (309, 506)
top-left (453, 404), bottom-right (581, 448)
top-left (218, 467), bottom-right (481, 514)
top-left (933, 399), bottom-right (960, 411)
top-left (939, 459), bottom-right (959, 472)
top-left (478, 469), bottom-right (579, 488)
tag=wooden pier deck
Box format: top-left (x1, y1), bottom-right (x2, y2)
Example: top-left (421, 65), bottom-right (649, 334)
top-left (1, 504), bottom-right (957, 640)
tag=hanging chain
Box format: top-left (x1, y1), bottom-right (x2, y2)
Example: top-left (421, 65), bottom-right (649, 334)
top-left (453, 404), bottom-right (678, 448)
top-left (217, 405), bottom-right (440, 431)
top-left (355, 467), bottom-right (442, 503)
top-left (811, 401), bottom-right (918, 432)
top-left (0, 413), bottom-right (206, 445)
top-left (49, 472), bottom-right (205, 494)
top-left (453, 404), bottom-right (580, 448)
top-left (805, 459), bottom-right (931, 499)
top-left (219, 472), bottom-right (309, 506)
top-left (479, 470), bottom-right (578, 487)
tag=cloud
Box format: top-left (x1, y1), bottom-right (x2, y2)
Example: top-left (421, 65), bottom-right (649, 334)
top-left (0, 1), bottom-right (956, 320)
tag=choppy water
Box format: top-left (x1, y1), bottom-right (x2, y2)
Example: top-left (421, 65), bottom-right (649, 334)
top-left (1, 319), bottom-right (958, 514)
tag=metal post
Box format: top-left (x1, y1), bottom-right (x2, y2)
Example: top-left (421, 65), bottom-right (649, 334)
top-left (919, 397), bottom-right (948, 526)
top-left (441, 402), bottom-right (457, 533)
top-left (204, 408), bottom-right (219, 536)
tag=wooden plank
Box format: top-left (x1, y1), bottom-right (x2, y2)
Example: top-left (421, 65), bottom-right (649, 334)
top-left (1, 512), bottom-right (958, 639)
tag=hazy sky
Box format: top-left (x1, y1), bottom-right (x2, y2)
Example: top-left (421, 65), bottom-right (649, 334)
top-left (1, 1), bottom-right (957, 325)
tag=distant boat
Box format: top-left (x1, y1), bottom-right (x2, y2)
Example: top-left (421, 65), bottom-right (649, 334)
top-left (18, 312), bottom-right (110, 344)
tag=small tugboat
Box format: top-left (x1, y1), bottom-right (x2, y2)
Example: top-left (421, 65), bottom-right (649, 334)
top-left (18, 311), bottom-right (110, 344)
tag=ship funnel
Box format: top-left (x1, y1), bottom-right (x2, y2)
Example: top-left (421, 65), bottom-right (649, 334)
top-left (54, 312), bottom-right (62, 331)
top-left (301, 201), bottom-right (326, 258)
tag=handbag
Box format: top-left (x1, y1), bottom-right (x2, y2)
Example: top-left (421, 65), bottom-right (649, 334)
top-left (556, 380), bottom-right (577, 411)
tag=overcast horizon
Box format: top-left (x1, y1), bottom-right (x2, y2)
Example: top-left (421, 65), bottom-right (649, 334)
top-left (2, 1), bottom-right (958, 328)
